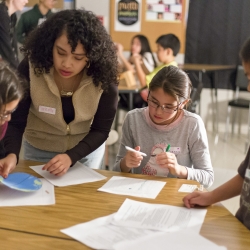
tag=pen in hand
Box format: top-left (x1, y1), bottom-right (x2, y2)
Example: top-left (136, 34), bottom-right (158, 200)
top-left (125, 146), bottom-right (147, 157)
top-left (166, 144), bottom-right (171, 152)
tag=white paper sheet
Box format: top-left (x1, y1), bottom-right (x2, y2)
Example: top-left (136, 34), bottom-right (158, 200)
top-left (0, 178), bottom-right (55, 206)
top-left (114, 229), bottom-right (227, 250)
top-left (112, 199), bottom-right (207, 233)
top-left (61, 214), bottom-right (155, 250)
top-left (98, 176), bottom-right (166, 199)
top-left (178, 184), bottom-right (197, 193)
top-left (30, 161), bottom-right (106, 187)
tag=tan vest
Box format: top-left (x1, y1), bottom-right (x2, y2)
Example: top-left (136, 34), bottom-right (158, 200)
top-left (24, 65), bottom-right (103, 152)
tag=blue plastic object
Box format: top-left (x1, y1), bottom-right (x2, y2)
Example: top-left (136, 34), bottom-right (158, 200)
top-left (0, 172), bottom-right (42, 192)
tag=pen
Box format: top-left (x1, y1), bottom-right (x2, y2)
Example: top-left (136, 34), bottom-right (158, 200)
top-left (166, 144), bottom-right (171, 152)
top-left (125, 146), bottom-right (147, 157)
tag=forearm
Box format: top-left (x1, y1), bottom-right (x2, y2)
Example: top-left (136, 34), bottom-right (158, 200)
top-left (134, 59), bottom-right (146, 87)
top-left (209, 174), bottom-right (244, 204)
top-left (120, 158), bottom-right (131, 173)
top-left (118, 53), bottom-right (134, 71)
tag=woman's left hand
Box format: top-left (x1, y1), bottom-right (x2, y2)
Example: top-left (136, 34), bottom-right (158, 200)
top-left (43, 154), bottom-right (72, 176)
top-left (156, 152), bottom-right (187, 178)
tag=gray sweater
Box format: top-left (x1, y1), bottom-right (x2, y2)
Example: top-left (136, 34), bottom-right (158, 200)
top-left (113, 108), bottom-right (214, 188)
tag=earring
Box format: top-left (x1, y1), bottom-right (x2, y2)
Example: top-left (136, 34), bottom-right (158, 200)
top-left (86, 62), bottom-right (90, 68)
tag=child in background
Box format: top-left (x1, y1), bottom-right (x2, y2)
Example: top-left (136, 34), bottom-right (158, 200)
top-left (116, 35), bottom-right (157, 75)
top-left (183, 38), bottom-right (250, 230)
top-left (17, 0), bottom-right (55, 45)
top-left (134, 33), bottom-right (180, 88)
top-left (3, 9), bottom-right (118, 177)
top-left (0, 61), bottom-right (24, 177)
top-left (113, 66), bottom-right (214, 188)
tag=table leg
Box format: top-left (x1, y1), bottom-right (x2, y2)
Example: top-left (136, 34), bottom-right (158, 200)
top-left (128, 92), bottom-right (133, 110)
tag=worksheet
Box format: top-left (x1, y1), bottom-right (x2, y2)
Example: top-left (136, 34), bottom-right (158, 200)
top-left (98, 176), bottom-right (166, 199)
top-left (0, 178), bottom-right (55, 206)
top-left (61, 214), bottom-right (155, 250)
top-left (114, 229), bottom-right (227, 250)
top-left (112, 198), bottom-right (207, 233)
top-left (30, 161), bottom-right (106, 187)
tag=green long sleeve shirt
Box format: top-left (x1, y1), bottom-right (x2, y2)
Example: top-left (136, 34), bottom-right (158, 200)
top-left (16, 4), bottom-right (53, 44)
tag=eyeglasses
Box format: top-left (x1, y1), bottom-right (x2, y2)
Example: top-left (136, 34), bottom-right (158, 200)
top-left (0, 107), bottom-right (17, 121)
top-left (147, 98), bottom-right (182, 114)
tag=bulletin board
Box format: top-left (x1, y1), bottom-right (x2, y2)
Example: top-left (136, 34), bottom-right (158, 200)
top-left (110, 0), bottom-right (187, 53)
top-left (25, 0), bottom-right (64, 10)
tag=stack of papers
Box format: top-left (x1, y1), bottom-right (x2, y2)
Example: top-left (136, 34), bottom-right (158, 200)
top-left (61, 198), bottom-right (227, 249)
top-left (30, 161), bottom-right (106, 187)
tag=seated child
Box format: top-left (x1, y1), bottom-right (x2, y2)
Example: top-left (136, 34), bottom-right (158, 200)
top-left (113, 65), bottom-right (214, 188)
top-left (133, 33), bottom-right (180, 88)
top-left (116, 34), bottom-right (157, 75)
top-left (0, 61), bottom-right (24, 177)
top-left (183, 37), bottom-right (250, 230)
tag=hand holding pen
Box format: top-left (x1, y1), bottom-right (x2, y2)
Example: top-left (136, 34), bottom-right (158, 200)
top-left (156, 144), bottom-right (187, 178)
top-left (123, 146), bottom-right (146, 169)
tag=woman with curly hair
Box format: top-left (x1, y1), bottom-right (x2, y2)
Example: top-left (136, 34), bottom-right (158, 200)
top-left (2, 9), bottom-right (119, 177)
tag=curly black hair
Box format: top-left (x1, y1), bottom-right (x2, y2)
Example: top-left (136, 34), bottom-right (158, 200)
top-left (21, 9), bottom-right (119, 91)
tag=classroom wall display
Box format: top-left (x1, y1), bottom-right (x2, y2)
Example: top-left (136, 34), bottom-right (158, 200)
top-left (110, 0), bottom-right (186, 53)
top-left (115, 0), bottom-right (142, 32)
top-left (146, 0), bottom-right (182, 22)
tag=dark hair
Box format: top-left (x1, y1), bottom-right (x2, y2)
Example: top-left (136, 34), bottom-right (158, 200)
top-left (149, 66), bottom-right (192, 103)
top-left (240, 38), bottom-right (250, 64)
top-left (21, 9), bottom-right (118, 91)
top-left (0, 61), bottom-right (23, 112)
top-left (156, 34), bottom-right (180, 56)
top-left (131, 35), bottom-right (157, 68)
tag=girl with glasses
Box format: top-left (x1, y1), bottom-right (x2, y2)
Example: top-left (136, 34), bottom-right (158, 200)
top-left (0, 61), bottom-right (23, 177)
top-left (114, 65), bottom-right (214, 188)
top-left (2, 9), bottom-right (118, 177)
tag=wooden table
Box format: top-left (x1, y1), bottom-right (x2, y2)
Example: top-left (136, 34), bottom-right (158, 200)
top-left (1, 160), bottom-right (249, 250)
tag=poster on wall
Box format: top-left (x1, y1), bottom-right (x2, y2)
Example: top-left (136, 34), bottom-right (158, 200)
top-left (146, 0), bottom-right (183, 22)
top-left (115, 0), bottom-right (141, 32)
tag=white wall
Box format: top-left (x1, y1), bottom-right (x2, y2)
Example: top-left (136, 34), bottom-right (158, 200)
top-left (75, 0), bottom-right (110, 32)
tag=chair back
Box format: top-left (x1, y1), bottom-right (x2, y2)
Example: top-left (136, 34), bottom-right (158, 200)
top-left (235, 65), bottom-right (248, 98)
top-left (187, 81), bottom-right (203, 113)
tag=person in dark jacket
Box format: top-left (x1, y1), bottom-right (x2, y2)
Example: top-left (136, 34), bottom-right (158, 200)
top-left (16, 0), bottom-right (55, 44)
top-left (0, 0), bottom-right (28, 69)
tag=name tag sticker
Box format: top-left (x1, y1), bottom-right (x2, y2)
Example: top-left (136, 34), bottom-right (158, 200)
top-left (245, 169), bottom-right (250, 179)
top-left (169, 147), bottom-right (181, 155)
top-left (39, 106), bottom-right (56, 115)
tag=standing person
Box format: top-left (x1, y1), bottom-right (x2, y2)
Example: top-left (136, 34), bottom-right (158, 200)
top-left (0, 61), bottom-right (23, 176)
top-left (116, 35), bottom-right (157, 75)
top-left (183, 38), bottom-right (250, 230)
top-left (113, 66), bottom-right (214, 188)
top-left (0, 0), bottom-right (28, 68)
top-left (16, 0), bottom-right (55, 45)
top-left (2, 9), bottom-right (118, 177)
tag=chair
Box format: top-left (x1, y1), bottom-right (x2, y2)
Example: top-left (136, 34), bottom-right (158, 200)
top-left (224, 65), bottom-right (250, 148)
top-left (187, 80), bottom-right (203, 114)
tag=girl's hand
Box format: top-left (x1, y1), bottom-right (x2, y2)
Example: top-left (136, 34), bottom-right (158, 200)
top-left (156, 152), bottom-right (187, 178)
top-left (124, 146), bottom-right (143, 169)
top-left (183, 191), bottom-right (213, 208)
top-left (43, 154), bottom-right (72, 176)
top-left (131, 53), bottom-right (141, 64)
top-left (0, 153), bottom-right (17, 178)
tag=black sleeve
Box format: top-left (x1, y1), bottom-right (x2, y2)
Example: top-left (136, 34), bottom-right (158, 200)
top-left (66, 83), bottom-right (118, 165)
top-left (0, 7), bottom-right (18, 68)
top-left (3, 58), bottom-right (31, 160)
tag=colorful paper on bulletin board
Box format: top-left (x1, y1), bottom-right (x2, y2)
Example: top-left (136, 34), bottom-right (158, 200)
top-left (115, 0), bottom-right (141, 32)
top-left (146, 0), bottom-right (183, 22)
